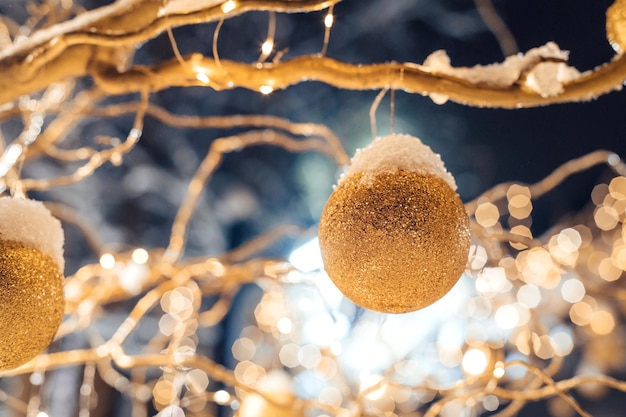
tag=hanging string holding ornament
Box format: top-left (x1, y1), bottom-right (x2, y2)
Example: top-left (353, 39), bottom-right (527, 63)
top-left (318, 134), bottom-right (470, 314)
top-left (0, 197), bottom-right (65, 371)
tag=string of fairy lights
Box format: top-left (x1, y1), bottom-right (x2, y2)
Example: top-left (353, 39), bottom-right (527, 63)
top-left (0, 1), bottom-right (625, 417)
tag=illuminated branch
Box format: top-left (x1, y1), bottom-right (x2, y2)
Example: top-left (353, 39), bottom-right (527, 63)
top-left (96, 52), bottom-right (626, 108)
top-left (20, 91), bottom-right (149, 190)
top-left (466, 150), bottom-right (626, 214)
top-left (90, 102), bottom-right (349, 164)
top-left (493, 374), bottom-right (626, 401)
top-left (0, 0), bottom-right (340, 104)
top-left (0, 0), bottom-right (625, 108)
top-left (164, 130), bottom-right (344, 263)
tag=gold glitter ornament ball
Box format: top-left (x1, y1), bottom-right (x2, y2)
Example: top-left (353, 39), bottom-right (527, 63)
top-left (0, 198), bottom-right (65, 371)
top-left (319, 134), bottom-right (470, 313)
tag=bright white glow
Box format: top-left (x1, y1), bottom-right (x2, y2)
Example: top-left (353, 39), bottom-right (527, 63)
top-left (261, 40), bottom-right (273, 55)
top-left (324, 13), bottom-right (334, 28)
top-left (289, 238), bottom-right (324, 272)
top-left (277, 317), bottom-right (293, 334)
top-left (557, 228), bottom-right (582, 252)
top-left (341, 337), bottom-right (392, 375)
top-left (157, 405), bottom-right (184, 417)
top-left (360, 374), bottom-right (385, 400)
top-left (100, 253), bottom-right (116, 269)
top-left (315, 272), bottom-right (345, 309)
top-left (0, 144), bottom-right (23, 176)
top-left (330, 341), bottom-right (342, 356)
top-left (493, 362), bottom-right (505, 378)
top-left (561, 278), bottom-right (585, 303)
top-left (297, 296), bottom-right (314, 311)
top-left (259, 85), bottom-right (274, 95)
top-left (380, 275), bottom-right (471, 359)
top-left (517, 284), bottom-right (541, 308)
top-left (302, 313), bottom-right (333, 345)
top-left (36, 412), bottom-right (49, 417)
top-left (302, 312), bottom-right (349, 346)
top-left (195, 72), bottom-right (209, 84)
top-left (132, 248), bottom-right (149, 264)
top-left (4, 143), bottom-right (23, 162)
top-left (494, 304), bottom-right (520, 329)
top-left (475, 267), bottom-right (511, 296)
top-left (214, 390), bottom-right (231, 405)
top-left (119, 262), bottom-right (149, 295)
top-left (437, 320), bottom-right (465, 348)
top-left (462, 349), bottom-right (488, 376)
top-left (221, 0), bottom-right (236, 13)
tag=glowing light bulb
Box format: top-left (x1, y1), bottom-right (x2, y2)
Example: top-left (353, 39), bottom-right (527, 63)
top-left (259, 85), bottom-right (274, 95)
top-left (462, 348), bottom-right (489, 376)
top-left (214, 390), bottom-right (231, 405)
top-left (196, 72), bottom-right (210, 84)
top-left (493, 362), bottom-right (505, 378)
top-left (100, 253), bottom-right (116, 269)
top-left (261, 40), bottom-right (273, 55)
top-left (324, 13), bottom-right (334, 28)
top-left (221, 0), bottom-right (236, 13)
top-left (132, 248), bottom-right (149, 264)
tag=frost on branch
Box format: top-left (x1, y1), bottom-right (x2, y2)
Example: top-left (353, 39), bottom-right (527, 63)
top-left (607, 0), bottom-right (626, 53)
top-left (423, 42), bottom-right (581, 97)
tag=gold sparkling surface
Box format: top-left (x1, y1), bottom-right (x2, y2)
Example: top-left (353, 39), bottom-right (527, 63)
top-left (0, 240), bottom-right (64, 371)
top-left (319, 171), bottom-right (470, 313)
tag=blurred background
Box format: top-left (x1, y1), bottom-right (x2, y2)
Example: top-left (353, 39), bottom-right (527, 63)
top-left (1, 0), bottom-right (626, 416)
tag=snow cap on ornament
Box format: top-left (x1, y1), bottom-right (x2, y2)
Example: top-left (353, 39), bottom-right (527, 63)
top-left (339, 133), bottom-right (458, 190)
top-left (0, 197), bottom-right (65, 371)
top-left (319, 134), bottom-right (470, 314)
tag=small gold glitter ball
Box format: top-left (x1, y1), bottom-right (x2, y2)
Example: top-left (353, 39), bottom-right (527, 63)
top-left (319, 170), bottom-right (470, 313)
top-left (0, 240), bottom-right (64, 370)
